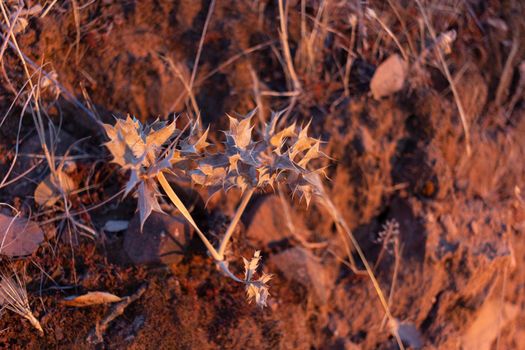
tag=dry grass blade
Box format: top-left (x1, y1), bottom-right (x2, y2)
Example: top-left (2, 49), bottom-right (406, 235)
top-left (278, 0), bottom-right (301, 118)
top-left (186, 0), bottom-right (216, 126)
top-left (0, 271), bottom-right (43, 335)
top-left (366, 8), bottom-right (408, 61)
top-left (415, 0), bottom-right (471, 156)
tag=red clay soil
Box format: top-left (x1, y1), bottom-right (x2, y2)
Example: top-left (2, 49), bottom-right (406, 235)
top-left (0, 0), bottom-right (525, 349)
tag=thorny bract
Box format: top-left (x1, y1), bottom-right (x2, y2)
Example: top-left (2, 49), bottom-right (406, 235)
top-left (191, 110), bottom-right (326, 204)
top-left (103, 116), bottom-right (208, 230)
top-left (243, 251), bottom-right (272, 308)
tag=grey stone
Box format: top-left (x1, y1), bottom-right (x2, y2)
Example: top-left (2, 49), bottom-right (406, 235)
top-left (269, 247), bottom-right (332, 304)
top-left (124, 212), bottom-right (193, 266)
top-left (244, 195), bottom-right (308, 248)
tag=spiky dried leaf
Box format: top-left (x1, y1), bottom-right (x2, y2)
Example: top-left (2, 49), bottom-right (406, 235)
top-left (243, 251), bottom-right (272, 308)
top-left (226, 113), bottom-right (255, 150)
top-left (103, 116), bottom-right (189, 229)
top-left (137, 181), bottom-right (163, 231)
top-left (145, 120), bottom-right (177, 149)
top-left (243, 250), bottom-right (262, 281)
top-left (245, 274), bottom-right (272, 308)
top-left (215, 111), bottom-right (326, 203)
top-left (269, 122), bottom-right (296, 148)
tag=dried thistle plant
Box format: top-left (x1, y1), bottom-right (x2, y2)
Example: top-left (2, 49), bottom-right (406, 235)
top-left (102, 111), bottom-right (325, 307)
top-left (103, 115), bottom-right (208, 230)
top-left (191, 110), bottom-right (326, 204)
top-left (0, 270), bottom-right (43, 335)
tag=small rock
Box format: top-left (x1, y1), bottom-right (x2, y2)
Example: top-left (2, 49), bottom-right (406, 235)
top-left (103, 220), bottom-right (130, 232)
top-left (461, 299), bottom-right (518, 350)
top-left (370, 54), bottom-right (408, 100)
top-left (124, 212), bottom-right (193, 266)
top-left (269, 247), bottom-right (332, 304)
top-left (395, 322), bottom-right (424, 349)
top-left (244, 195), bottom-right (308, 248)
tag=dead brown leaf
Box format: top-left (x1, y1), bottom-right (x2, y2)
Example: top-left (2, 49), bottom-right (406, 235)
top-left (0, 214), bottom-right (44, 257)
top-left (63, 291), bottom-right (122, 307)
top-left (34, 170), bottom-right (77, 207)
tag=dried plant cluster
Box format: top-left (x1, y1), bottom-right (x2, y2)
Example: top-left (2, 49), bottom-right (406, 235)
top-left (102, 111), bottom-right (326, 307)
top-left (103, 118), bottom-right (209, 230)
top-left (191, 110), bottom-right (325, 203)
top-left (0, 271), bottom-right (43, 335)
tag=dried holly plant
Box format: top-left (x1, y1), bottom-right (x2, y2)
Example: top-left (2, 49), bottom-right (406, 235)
top-left (191, 110), bottom-right (326, 258)
top-left (102, 112), bottom-right (326, 307)
top-left (103, 116), bottom-right (180, 230)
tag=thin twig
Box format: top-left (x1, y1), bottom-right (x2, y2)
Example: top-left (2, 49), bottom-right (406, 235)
top-left (87, 284), bottom-right (147, 344)
top-left (278, 0), bottom-right (301, 91)
top-left (163, 56), bottom-right (200, 119)
top-left (71, 0), bottom-right (81, 65)
top-left (495, 35), bottom-right (519, 107)
top-left (278, 0), bottom-right (302, 119)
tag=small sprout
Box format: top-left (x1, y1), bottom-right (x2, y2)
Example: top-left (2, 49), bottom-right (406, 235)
top-left (0, 271), bottom-right (43, 335)
top-left (375, 219), bottom-right (400, 255)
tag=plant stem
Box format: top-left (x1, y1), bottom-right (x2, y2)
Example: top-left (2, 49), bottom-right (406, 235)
top-left (217, 187), bottom-right (255, 259)
top-left (217, 261), bottom-right (244, 283)
top-left (156, 171), bottom-right (222, 261)
top-left (157, 174), bottom-right (258, 289)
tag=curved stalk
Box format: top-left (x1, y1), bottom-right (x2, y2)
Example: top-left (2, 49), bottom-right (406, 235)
top-left (217, 187), bottom-right (255, 259)
top-left (309, 173), bottom-right (404, 350)
top-left (156, 171), bottom-right (221, 261)
top-left (216, 260), bottom-right (244, 283)
top-left (320, 197), bottom-right (405, 350)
